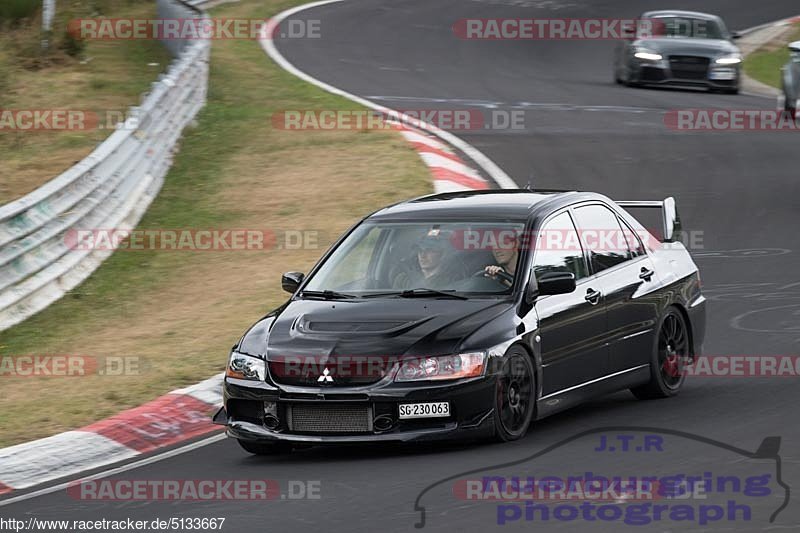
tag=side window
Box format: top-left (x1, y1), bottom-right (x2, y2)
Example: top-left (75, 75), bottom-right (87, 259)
top-left (533, 211), bottom-right (589, 281)
top-left (572, 204), bottom-right (630, 274)
top-left (618, 216), bottom-right (645, 258)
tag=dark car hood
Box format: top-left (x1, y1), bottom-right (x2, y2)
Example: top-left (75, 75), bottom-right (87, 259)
top-left (635, 37), bottom-right (738, 57)
top-left (238, 298), bottom-right (515, 359)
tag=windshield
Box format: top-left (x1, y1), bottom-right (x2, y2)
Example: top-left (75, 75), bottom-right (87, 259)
top-left (641, 17), bottom-right (725, 40)
top-left (302, 220), bottom-right (527, 297)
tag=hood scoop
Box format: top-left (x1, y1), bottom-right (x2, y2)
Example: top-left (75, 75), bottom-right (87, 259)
top-left (293, 315), bottom-right (435, 338)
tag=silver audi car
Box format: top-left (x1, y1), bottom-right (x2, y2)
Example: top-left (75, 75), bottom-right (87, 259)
top-left (782, 40), bottom-right (800, 116)
top-left (614, 10), bottom-right (742, 94)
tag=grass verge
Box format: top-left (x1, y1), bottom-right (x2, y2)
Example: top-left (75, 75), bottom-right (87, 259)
top-left (0, 0), bottom-right (171, 204)
top-left (0, 0), bottom-right (432, 447)
top-left (743, 24), bottom-right (800, 89)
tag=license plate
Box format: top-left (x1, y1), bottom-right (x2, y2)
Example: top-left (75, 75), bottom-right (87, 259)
top-left (709, 69), bottom-right (736, 80)
top-left (398, 402), bottom-right (450, 419)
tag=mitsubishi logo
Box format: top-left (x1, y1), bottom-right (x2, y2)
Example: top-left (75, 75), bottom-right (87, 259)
top-left (318, 367), bottom-right (334, 383)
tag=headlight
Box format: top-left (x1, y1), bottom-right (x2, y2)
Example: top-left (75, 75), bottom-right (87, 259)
top-left (226, 352), bottom-right (266, 381)
top-left (394, 353), bottom-right (485, 382)
top-left (715, 55), bottom-right (742, 65)
top-left (634, 50), bottom-right (663, 61)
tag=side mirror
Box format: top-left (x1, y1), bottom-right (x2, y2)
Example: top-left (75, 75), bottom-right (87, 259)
top-left (535, 271), bottom-right (577, 297)
top-left (789, 41), bottom-right (800, 58)
top-left (281, 271), bottom-right (304, 294)
top-left (731, 31), bottom-right (742, 40)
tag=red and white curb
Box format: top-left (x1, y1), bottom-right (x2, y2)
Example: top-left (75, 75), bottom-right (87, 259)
top-left (0, 374), bottom-right (223, 494)
top-left (388, 123), bottom-right (489, 192)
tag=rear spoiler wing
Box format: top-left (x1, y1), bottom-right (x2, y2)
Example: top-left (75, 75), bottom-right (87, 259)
top-left (616, 197), bottom-right (682, 243)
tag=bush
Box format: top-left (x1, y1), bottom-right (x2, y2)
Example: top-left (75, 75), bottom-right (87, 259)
top-left (60, 29), bottom-right (86, 58)
top-left (0, 0), bottom-right (39, 24)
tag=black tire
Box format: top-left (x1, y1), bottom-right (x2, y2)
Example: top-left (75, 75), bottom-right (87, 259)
top-left (238, 439), bottom-right (293, 455)
top-left (784, 97), bottom-right (797, 118)
top-left (493, 347), bottom-right (536, 442)
top-left (631, 307), bottom-right (691, 400)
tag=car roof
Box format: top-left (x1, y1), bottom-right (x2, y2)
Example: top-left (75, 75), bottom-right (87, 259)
top-left (368, 189), bottom-right (604, 221)
top-left (641, 10), bottom-right (721, 21)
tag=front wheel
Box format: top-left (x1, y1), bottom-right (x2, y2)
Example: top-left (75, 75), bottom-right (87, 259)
top-left (493, 347), bottom-right (536, 442)
top-left (238, 439), bottom-right (293, 455)
top-left (784, 96), bottom-right (797, 118)
top-left (631, 307), bottom-right (691, 400)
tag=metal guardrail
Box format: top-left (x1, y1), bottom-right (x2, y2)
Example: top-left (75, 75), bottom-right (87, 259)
top-left (0, 0), bottom-right (211, 331)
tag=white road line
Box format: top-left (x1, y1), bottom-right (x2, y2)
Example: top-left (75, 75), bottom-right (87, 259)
top-left (260, 0), bottom-right (517, 189)
top-left (0, 433), bottom-right (227, 507)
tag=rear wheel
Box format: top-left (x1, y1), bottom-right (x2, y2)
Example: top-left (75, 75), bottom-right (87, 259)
top-left (631, 307), bottom-right (690, 399)
top-left (238, 439), bottom-right (293, 455)
top-left (493, 347), bottom-right (536, 442)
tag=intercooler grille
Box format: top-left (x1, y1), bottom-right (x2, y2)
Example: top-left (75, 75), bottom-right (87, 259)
top-left (668, 55), bottom-right (710, 80)
top-left (286, 404), bottom-right (373, 434)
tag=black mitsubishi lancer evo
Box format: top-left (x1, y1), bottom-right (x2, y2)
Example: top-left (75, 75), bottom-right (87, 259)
top-left (214, 190), bottom-right (706, 454)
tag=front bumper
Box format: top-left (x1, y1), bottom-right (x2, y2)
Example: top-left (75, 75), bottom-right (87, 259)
top-left (633, 62), bottom-right (739, 89)
top-left (216, 375), bottom-right (497, 444)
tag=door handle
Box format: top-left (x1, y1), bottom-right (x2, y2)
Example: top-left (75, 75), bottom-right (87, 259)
top-left (585, 288), bottom-right (601, 305)
top-left (639, 267), bottom-right (655, 282)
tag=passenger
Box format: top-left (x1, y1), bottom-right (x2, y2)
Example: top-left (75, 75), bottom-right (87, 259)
top-left (392, 230), bottom-right (466, 289)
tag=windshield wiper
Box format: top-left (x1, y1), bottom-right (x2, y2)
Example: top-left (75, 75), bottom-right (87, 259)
top-left (364, 288), bottom-right (469, 300)
top-left (300, 290), bottom-right (358, 300)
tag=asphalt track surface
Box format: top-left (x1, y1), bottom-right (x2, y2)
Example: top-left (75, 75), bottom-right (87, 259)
top-left (3, 1), bottom-right (800, 531)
